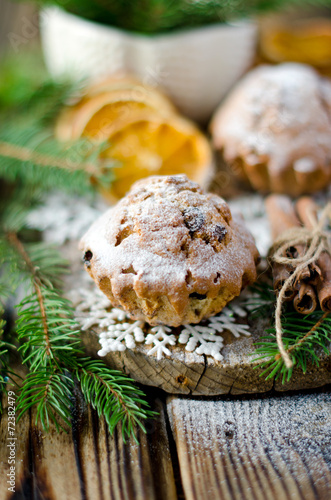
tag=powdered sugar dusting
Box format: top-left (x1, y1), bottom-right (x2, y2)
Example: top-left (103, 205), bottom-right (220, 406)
top-left (212, 63), bottom-right (331, 194)
top-left (80, 175), bottom-right (259, 326)
top-left (168, 392), bottom-right (331, 485)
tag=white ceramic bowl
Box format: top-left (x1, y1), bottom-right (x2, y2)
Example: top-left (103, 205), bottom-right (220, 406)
top-left (40, 7), bottom-right (257, 122)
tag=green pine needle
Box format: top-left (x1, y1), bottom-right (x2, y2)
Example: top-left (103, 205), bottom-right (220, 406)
top-left (1, 227), bottom-right (156, 439)
top-left (76, 359), bottom-right (156, 442)
top-left (0, 77), bottom-right (115, 198)
top-left (0, 56), bottom-right (154, 438)
top-left (29, 0), bottom-right (331, 34)
top-left (251, 283), bottom-right (331, 383)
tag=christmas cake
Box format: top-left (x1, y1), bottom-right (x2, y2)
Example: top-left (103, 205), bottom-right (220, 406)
top-left (80, 175), bottom-right (259, 326)
top-left (211, 63), bottom-right (331, 196)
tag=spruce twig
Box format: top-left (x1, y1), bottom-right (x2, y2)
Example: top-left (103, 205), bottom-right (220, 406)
top-left (1, 228), bottom-right (156, 439)
top-left (280, 311), bottom-right (330, 359)
top-left (0, 141), bottom-right (105, 177)
top-left (251, 283), bottom-right (331, 383)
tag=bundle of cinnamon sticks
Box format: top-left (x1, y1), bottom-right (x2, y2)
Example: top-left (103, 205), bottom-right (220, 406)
top-left (265, 195), bottom-right (331, 314)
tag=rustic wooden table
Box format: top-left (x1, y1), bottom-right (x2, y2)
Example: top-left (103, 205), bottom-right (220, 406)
top-left (1, 382), bottom-right (330, 500)
top-left (0, 9), bottom-right (330, 496)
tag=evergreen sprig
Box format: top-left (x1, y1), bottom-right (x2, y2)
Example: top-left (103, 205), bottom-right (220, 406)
top-left (32, 0), bottom-right (331, 34)
top-left (251, 283), bottom-right (331, 383)
top-left (0, 226), bottom-right (155, 440)
top-left (0, 78), bottom-right (114, 198)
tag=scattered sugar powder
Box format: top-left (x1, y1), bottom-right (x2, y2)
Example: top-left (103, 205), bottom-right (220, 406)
top-left (167, 392), bottom-right (331, 481)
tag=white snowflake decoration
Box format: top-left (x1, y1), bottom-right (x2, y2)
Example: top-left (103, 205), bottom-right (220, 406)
top-left (71, 284), bottom-right (253, 361)
top-left (179, 307), bottom-right (250, 361)
top-left (145, 326), bottom-right (176, 360)
top-left (98, 320), bottom-right (145, 355)
top-left (179, 324), bottom-right (225, 361)
top-left (208, 307), bottom-right (251, 338)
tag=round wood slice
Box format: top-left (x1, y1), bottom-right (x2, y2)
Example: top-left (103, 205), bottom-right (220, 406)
top-left (65, 243), bottom-right (331, 396)
top-left (80, 321), bottom-right (331, 396)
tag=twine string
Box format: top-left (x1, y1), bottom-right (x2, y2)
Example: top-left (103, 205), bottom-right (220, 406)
top-left (269, 203), bottom-right (331, 369)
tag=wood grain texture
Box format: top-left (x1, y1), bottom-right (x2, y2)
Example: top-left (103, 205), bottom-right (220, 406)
top-left (0, 378), bottom-right (176, 500)
top-left (0, 393), bottom-right (30, 499)
top-left (167, 391), bottom-right (331, 500)
top-left (81, 325), bottom-right (331, 396)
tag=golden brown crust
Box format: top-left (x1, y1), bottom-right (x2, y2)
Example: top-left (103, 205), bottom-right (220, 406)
top-left (80, 175), bottom-right (259, 326)
top-left (211, 63), bottom-right (331, 196)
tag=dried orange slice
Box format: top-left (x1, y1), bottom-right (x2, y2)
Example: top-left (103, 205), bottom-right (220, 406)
top-left (100, 115), bottom-right (212, 200)
top-left (56, 77), bottom-right (175, 141)
top-left (260, 18), bottom-right (331, 68)
top-left (56, 76), bottom-right (213, 201)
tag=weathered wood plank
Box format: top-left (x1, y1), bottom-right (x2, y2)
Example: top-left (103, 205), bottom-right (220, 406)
top-left (144, 398), bottom-right (178, 500)
top-left (28, 408), bottom-right (82, 499)
top-left (0, 374), bottom-right (176, 500)
top-left (0, 391), bottom-right (30, 499)
top-left (64, 391), bottom-right (177, 500)
top-left (0, 364), bottom-right (31, 500)
top-left (76, 396), bottom-right (177, 500)
top-left (75, 401), bottom-right (157, 500)
top-left (167, 391), bottom-right (331, 500)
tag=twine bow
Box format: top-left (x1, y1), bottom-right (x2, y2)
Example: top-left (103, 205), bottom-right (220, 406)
top-left (270, 202), bottom-right (331, 369)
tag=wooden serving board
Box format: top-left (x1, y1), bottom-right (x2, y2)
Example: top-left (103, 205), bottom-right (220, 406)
top-left (65, 242), bottom-right (331, 396)
top-left (81, 322), bottom-right (331, 396)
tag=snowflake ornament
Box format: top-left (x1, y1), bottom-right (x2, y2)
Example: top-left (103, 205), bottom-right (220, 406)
top-left (72, 283), bottom-right (253, 361)
top-left (145, 326), bottom-right (176, 360)
top-left (208, 307), bottom-right (251, 338)
top-left (27, 193), bottom-right (106, 244)
top-left (98, 320), bottom-right (145, 355)
top-left (179, 324), bottom-right (225, 361)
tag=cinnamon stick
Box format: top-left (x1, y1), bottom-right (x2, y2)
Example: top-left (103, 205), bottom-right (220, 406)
top-left (316, 252), bottom-right (331, 312)
top-left (272, 262), bottom-right (297, 301)
top-left (293, 283), bottom-right (317, 314)
top-left (265, 195), bottom-right (301, 241)
top-left (265, 195), bottom-right (310, 280)
top-left (296, 197), bottom-right (331, 312)
top-left (265, 195), bottom-right (308, 297)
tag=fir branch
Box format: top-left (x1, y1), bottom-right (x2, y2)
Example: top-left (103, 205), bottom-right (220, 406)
top-left (0, 128), bottom-right (113, 197)
top-left (253, 308), bottom-right (331, 383)
top-left (0, 141), bottom-right (102, 177)
top-left (7, 234), bottom-right (53, 355)
top-left (0, 77), bottom-right (114, 197)
top-left (0, 316), bottom-right (9, 386)
top-left (76, 359), bottom-right (155, 442)
top-left (286, 311), bottom-right (330, 356)
top-left (2, 228), bottom-right (155, 438)
top-left (0, 300), bottom-right (17, 412)
top-left (31, 0), bottom-right (331, 34)
top-left (16, 368), bottom-right (73, 432)
top-left (0, 65), bottom-right (146, 435)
